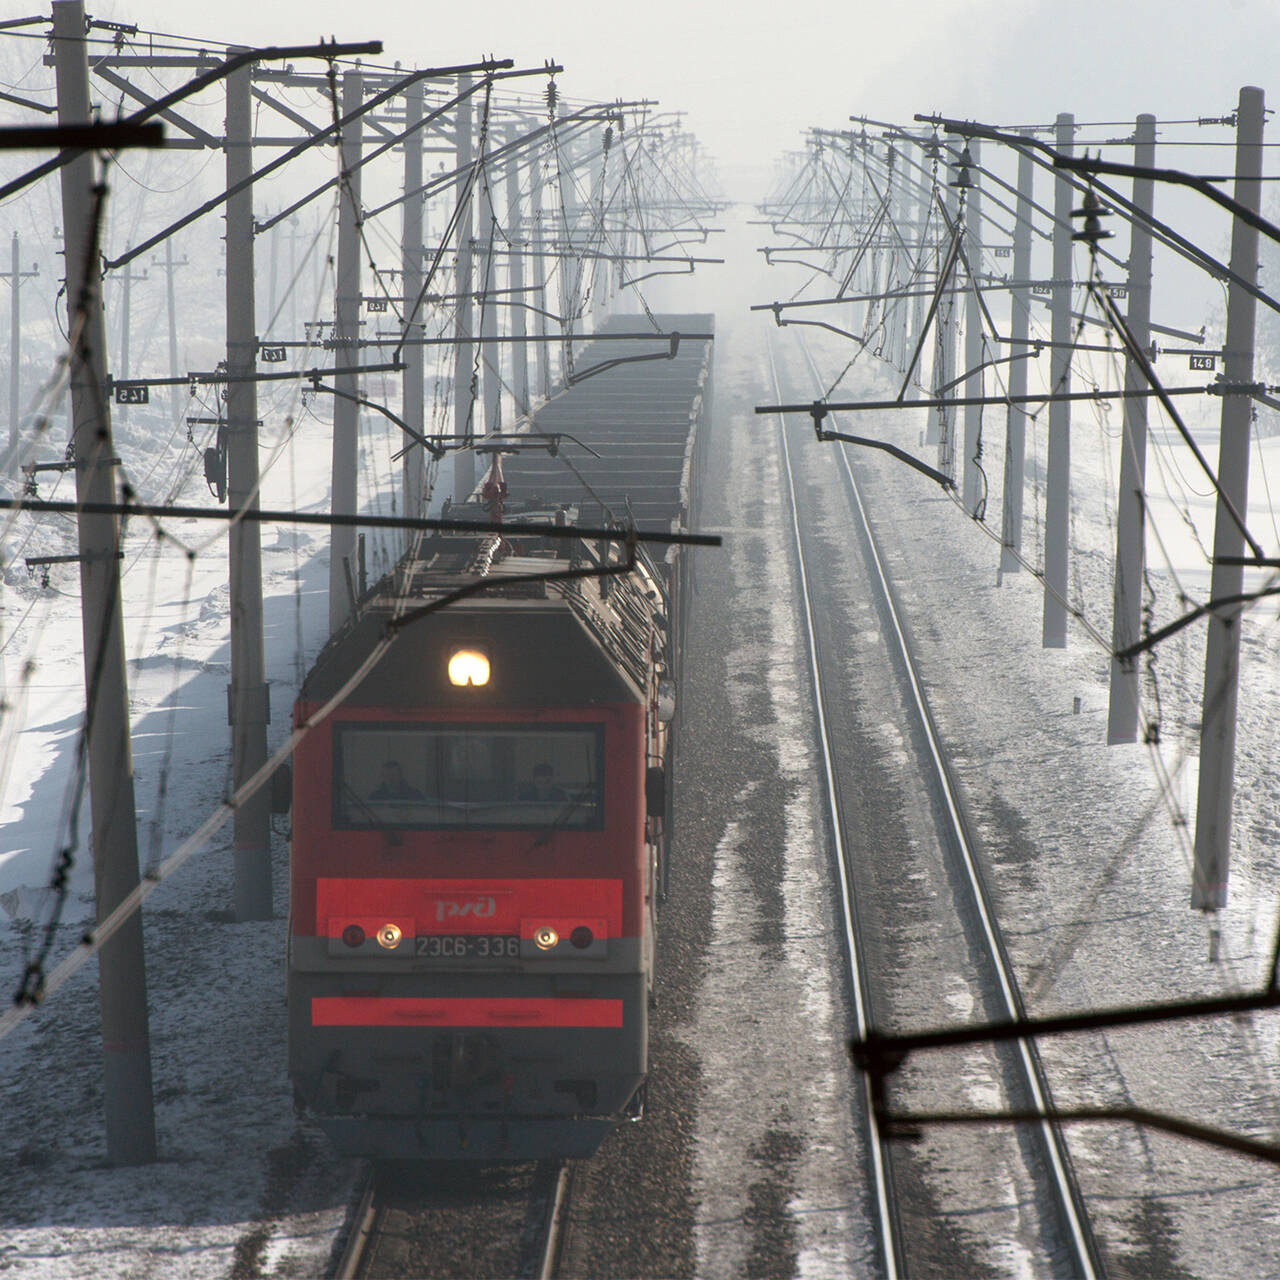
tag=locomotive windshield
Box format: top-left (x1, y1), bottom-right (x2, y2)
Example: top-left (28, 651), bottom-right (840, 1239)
top-left (333, 723), bottom-right (604, 830)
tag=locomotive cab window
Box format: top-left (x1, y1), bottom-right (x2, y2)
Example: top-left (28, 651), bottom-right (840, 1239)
top-left (333, 724), bottom-right (604, 830)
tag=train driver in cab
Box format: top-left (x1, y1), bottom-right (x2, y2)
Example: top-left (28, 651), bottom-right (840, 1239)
top-left (369, 759), bottom-right (424, 802)
top-left (518, 762), bottom-right (568, 803)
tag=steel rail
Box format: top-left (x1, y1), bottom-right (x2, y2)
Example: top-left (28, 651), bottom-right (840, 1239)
top-left (788, 331), bottom-right (1104, 1279)
top-left (332, 1165), bottom-right (380, 1280)
top-left (763, 337), bottom-right (903, 1280)
top-left (330, 1158), bottom-right (570, 1278)
top-left (535, 1161), bottom-right (574, 1280)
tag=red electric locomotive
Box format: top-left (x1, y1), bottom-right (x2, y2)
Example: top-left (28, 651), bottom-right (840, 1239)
top-left (288, 314), bottom-right (711, 1160)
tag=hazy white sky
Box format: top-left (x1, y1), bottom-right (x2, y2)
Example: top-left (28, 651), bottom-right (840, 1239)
top-left (85, 0), bottom-right (1280, 186)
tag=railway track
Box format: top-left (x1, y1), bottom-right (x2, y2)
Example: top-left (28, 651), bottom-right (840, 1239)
top-left (332, 1159), bottom-right (573, 1280)
top-left (765, 329), bottom-right (1104, 1278)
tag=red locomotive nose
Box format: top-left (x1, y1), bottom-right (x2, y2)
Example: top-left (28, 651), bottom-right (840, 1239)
top-left (570, 926), bottom-right (594, 949)
top-left (342, 924), bottom-right (367, 948)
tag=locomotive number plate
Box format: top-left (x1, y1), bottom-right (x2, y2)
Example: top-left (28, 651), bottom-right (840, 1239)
top-left (415, 934), bottom-right (520, 959)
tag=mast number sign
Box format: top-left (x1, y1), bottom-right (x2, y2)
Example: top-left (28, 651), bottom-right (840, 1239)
top-left (1189, 354), bottom-right (1216, 371)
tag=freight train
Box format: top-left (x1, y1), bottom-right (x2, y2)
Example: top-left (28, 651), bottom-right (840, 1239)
top-left (287, 315), bottom-right (712, 1159)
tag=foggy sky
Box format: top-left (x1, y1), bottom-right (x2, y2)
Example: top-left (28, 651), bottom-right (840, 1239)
top-left (89, 0), bottom-right (1280, 192)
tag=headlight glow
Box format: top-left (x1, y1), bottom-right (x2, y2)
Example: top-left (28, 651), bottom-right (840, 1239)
top-left (533, 926), bottom-right (559, 950)
top-left (448, 647), bottom-right (491, 687)
top-left (376, 923), bottom-right (403, 949)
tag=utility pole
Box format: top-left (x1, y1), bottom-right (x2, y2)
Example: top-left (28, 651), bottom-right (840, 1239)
top-left (265, 212), bottom-right (280, 333)
top-left (478, 149), bottom-right (502, 435)
top-left (401, 80), bottom-right (425, 546)
top-left (1000, 135), bottom-right (1034, 576)
top-left (115, 246), bottom-right (147, 386)
top-left (51, 0), bottom-right (156, 1166)
top-left (961, 139), bottom-right (984, 514)
top-left (5, 232), bottom-right (38, 450)
top-left (909, 145), bottom-right (930, 389)
top-left (452, 72), bottom-right (476, 500)
top-left (225, 51), bottom-right (272, 921)
top-left (1193, 86), bottom-right (1266, 911)
top-left (330, 68), bottom-right (363, 630)
top-left (152, 237), bottom-right (187, 422)
top-left (505, 123), bottom-right (529, 418)
top-left (287, 214), bottom-right (300, 339)
top-left (1107, 114), bottom-right (1157, 744)
top-left (863, 170), bottom-right (881, 348)
top-left (931, 183), bottom-right (956, 467)
top-left (589, 131), bottom-right (608, 326)
top-left (887, 145), bottom-right (910, 370)
top-left (557, 126), bottom-right (581, 387)
top-left (529, 143), bottom-right (551, 401)
top-left (1042, 112), bottom-right (1074, 648)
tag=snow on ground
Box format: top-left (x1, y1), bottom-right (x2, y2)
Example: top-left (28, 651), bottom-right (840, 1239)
top-left (0, 392), bottom-right (382, 1277)
top-left (3, 201), bottom-right (1280, 1278)
top-left (790, 315), bottom-right (1280, 1274)
top-left (682, 338), bottom-right (870, 1278)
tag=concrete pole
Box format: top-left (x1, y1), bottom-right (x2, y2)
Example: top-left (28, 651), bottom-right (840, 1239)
top-left (1192, 86), bottom-right (1267, 911)
top-left (119, 246), bottom-right (130, 384)
top-left (557, 130), bottom-right (580, 386)
top-left (615, 200), bottom-right (629, 318)
top-left (152, 240), bottom-right (188, 421)
top-left (52, 0), bottom-right (157, 1166)
top-left (163, 238), bottom-right (182, 422)
top-left (863, 204), bottom-right (880, 345)
top-left (529, 145), bottom-right (551, 401)
top-left (224, 53), bottom-right (272, 922)
top-left (329, 68), bottom-right (362, 632)
top-left (909, 151), bottom-right (930, 389)
top-left (505, 125), bottom-right (529, 418)
top-left (452, 72), bottom-right (476, 500)
top-left (287, 214), bottom-right (299, 339)
top-left (1042, 113), bottom-right (1074, 648)
top-left (846, 147), bottom-right (863, 341)
top-left (8, 232), bottom-right (19, 450)
top-left (961, 139), bottom-right (984, 514)
top-left (477, 154), bottom-right (502, 436)
top-left (1000, 137), bottom-right (1034, 574)
top-left (116, 246), bottom-right (145, 384)
top-left (1107, 114), bottom-right (1157, 744)
top-left (401, 81), bottom-right (425, 546)
top-left (590, 136), bottom-right (608, 326)
top-left (266, 217), bottom-right (281, 336)
top-left (888, 149), bottom-right (910, 369)
top-left (930, 185), bottom-right (956, 463)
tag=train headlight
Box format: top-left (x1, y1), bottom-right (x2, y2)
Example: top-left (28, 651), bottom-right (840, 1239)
top-left (448, 646), bottom-right (491, 687)
top-left (533, 926), bottom-right (559, 950)
top-left (376, 923), bottom-right (403, 949)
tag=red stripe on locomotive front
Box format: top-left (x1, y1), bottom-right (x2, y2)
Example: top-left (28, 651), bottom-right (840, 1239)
top-left (311, 996), bottom-right (624, 1028)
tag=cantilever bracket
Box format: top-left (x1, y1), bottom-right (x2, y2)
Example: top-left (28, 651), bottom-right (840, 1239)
top-left (567, 332), bottom-right (681, 386)
top-left (804, 403), bottom-right (955, 490)
top-left (307, 376), bottom-right (445, 460)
